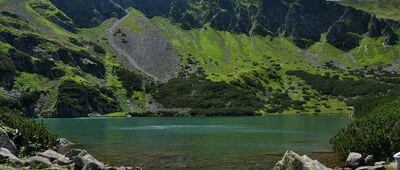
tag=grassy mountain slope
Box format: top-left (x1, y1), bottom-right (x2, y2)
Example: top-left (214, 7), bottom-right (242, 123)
top-left (340, 0), bottom-right (400, 21)
top-left (0, 0), bottom-right (399, 117)
top-left (0, 0), bottom-right (153, 117)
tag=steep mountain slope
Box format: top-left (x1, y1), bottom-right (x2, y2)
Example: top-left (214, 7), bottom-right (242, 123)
top-left (340, 0), bottom-right (400, 21)
top-left (0, 0), bottom-right (399, 117)
top-left (110, 0), bottom-right (399, 51)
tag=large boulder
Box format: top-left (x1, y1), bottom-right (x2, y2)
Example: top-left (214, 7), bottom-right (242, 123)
top-left (26, 156), bottom-right (52, 167)
top-left (273, 151), bottom-right (332, 170)
top-left (0, 127), bottom-right (18, 155)
top-left (0, 148), bottom-right (23, 165)
top-left (39, 150), bottom-right (63, 162)
top-left (345, 152), bottom-right (364, 169)
top-left (73, 150), bottom-right (104, 170)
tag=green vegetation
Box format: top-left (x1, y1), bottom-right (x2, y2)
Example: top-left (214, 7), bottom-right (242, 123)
top-left (154, 74), bottom-right (264, 116)
top-left (104, 112), bottom-right (129, 117)
top-left (115, 67), bottom-right (144, 97)
top-left (28, 0), bottom-right (77, 32)
top-left (0, 107), bottom-right (56, 156)
top-left (0, 0), bottom-right (399, 117)
top-left (340, 0), bottom-right (400, 21)
top-left (55, 80), bottom-right (120, 117)
top-left (330, 98), bottom-right (400, 160)
top-left (286, 70), bottom-right (393, 98)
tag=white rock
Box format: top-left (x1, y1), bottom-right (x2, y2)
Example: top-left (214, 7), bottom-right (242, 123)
top-left (345, 152), bottom-right (363, 169)
top-left (0, 148), bottom-right (22, 165)
top-left (273, 151), bottom-right (332, 170)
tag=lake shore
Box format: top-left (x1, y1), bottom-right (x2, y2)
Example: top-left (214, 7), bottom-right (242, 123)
top-left (39, 116), bottom-right (350, 169)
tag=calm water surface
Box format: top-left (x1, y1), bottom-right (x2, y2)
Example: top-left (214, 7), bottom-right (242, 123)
top-left (41, 115), bottom-right (349, 169)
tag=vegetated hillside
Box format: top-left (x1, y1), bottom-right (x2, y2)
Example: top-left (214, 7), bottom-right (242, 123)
top-left (0, 0), bottom-right (399, 117)
top-left (110, 0), bottom-right (399, 51)
top-left (49, 0), bottom-right (126, 28)
top-left (340, 0), bottom-right (400, 21)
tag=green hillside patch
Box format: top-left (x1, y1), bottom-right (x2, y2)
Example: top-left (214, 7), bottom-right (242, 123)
top-left (154, 74), bottom-right (264, 116)
top-left (340, 0), bottom-right (400, 21)
top-left (28, 0), bottom-right (78, 33)
top-left (55, 80), bottom-right (120, 117)
top-left (151, 15), bottom-right (312, 82)
top-left (350, 37), bottom-right (400, 66)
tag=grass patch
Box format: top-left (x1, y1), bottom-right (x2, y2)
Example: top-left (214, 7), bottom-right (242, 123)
top-left (104, 112), bottom-right (129, 117)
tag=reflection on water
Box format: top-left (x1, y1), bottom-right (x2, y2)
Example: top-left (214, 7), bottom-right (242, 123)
top-left (42, 115), bottom-right (349, 169)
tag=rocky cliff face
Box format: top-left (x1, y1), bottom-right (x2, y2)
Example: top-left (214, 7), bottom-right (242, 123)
top-left (49, 0), bottom-right (126, 28)
top-left (110, 0), bottom-right (399, 51)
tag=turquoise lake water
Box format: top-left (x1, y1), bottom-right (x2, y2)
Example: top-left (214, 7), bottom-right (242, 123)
top-left (41, 115), bottom-right (350, 169)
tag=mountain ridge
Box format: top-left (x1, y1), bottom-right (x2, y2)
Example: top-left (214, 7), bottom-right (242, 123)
top-left (0, 0), bottom-right (399, 117)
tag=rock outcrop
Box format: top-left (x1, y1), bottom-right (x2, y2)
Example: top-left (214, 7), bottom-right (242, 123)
top-left (0, 127), bottom-right (18, 155)
top-left (55, 48), bottom-right (105, 79)
top-left (0, 143), bottom-right (136, 170)
top-left (273, 151), bottom-right (331, 170)
top-left (73, 150), bottom-right (105, 170)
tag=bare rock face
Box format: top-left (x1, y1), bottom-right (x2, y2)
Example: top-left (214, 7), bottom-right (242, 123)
top-left (273, 151), bottom-right (332, 170)
top-left (113, 15), bottom-right (180, 83)
top-left (0, 127), bottom-right (18, 155)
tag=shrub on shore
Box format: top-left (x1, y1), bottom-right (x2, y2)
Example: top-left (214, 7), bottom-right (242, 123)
top-left (0, 107), bottom-right (57, 156)
top-left (330, 99), bottom-right (400, 160)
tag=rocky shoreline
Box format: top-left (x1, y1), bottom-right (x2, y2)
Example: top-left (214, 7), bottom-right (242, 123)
top-left (273, 151), bottom-right (397, 170)
top-left (0, 126), bottom-right (141, 170)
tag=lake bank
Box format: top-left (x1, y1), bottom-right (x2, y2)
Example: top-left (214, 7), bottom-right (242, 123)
top-left (41, 115), bottom-right (350, 169)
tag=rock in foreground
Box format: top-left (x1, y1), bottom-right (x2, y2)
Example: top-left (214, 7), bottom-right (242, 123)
top-left (0, 148), bottom-right (22, 165)
top-left (273, 151), bottom-right (331, 170)
top-left (0, 127), bottom-right (18, 155)
top-left (345, 152), bottom-right (364, 169)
